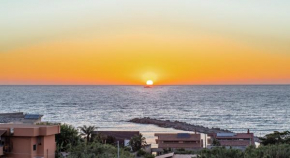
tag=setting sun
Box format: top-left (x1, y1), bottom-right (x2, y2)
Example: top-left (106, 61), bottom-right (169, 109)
top-left (146, 80), bottom-right (153, 86)
top-left (1, 1), bottom-right (290, 156)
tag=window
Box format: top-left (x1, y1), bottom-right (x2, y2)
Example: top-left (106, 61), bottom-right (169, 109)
top-left (163, 141), bottom-right (179, 144)
top-left (184, 141), bottom-right (198, 143)
top-left (33, 144), bottom-right (37, 151)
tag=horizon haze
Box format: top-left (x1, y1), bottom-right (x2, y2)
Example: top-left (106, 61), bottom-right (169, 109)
top-left (1, 0), bottom-right (290, 85)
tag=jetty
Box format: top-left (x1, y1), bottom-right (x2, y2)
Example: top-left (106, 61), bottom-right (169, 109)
top-left (129, 117), bottom-right (232, 134)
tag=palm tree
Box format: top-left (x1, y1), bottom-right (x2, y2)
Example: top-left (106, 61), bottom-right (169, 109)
top-left (78, 125), bottom-right (97, 143)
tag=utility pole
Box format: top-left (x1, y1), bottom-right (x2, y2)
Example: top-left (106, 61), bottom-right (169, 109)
top-left (117, 141), bottom-right (120, 158)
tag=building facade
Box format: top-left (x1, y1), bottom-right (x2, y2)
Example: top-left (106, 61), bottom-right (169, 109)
top-left (0, 124), bottom-right (60, 158)
top-left (207, 130), bottom-right (254, 149)
top-left (92, 131), bottom-right (139, 147)
top-left (155, 133), bottom-right (203, 150)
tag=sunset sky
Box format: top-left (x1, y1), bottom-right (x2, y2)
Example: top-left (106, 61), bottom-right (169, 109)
top-left (1, 0), bottom-right (290, 85)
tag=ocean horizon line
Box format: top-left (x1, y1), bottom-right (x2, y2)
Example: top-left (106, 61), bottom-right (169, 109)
top-left (0, 84), bottom-right (290, 86)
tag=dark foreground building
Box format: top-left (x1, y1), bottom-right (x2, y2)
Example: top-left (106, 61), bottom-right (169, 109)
top-left (155, 133), bottom-right (203, 150)
top-left (92, 131), bottom-right (139, 146)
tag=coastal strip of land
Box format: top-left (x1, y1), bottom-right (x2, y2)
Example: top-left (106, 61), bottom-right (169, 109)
top-left (129, 117), bottom-right (232, 134)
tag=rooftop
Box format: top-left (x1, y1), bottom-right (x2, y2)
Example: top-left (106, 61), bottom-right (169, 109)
top-left (92, 131), bottom-right (139, 140)
top-left (0, 112), bottom-right (43, 124)
top-left (0, 124), bottom-right (57, 128)
top-left (211, 132), bottom-right (254, 139)
top-left (0, 124), bottom-right (60, 136)
top-left (24, 114), bottom-right (43, 119)
top-left (155, 133), bottom-right (201, 140)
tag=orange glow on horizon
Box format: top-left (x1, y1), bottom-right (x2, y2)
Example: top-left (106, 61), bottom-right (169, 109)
top-left (1, 1), bottom-right (290, 85)
top-left (1, 31), bottom-right (290, 85)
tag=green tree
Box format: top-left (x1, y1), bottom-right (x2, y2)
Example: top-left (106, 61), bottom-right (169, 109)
top-left (129, 133), bottom-right (147, 152)
top-left (197, 144), bottom-right (290, 158)
top-left (259, 131), bottom-right (290, 145)
top-left (212, 139), bottom-right (221, 146)
top-left (67, 141), bottom-right (134, 158)
top-left (39, 123), bottom-right (81, 152)
top-left (78, 125), bottom-right (97, 143)
top-left (198, 147), bottom-right (244, 158)
top-left (248, 144), bottom-right (290, 158)
top-left (92, 133), bottom-right (107, 144)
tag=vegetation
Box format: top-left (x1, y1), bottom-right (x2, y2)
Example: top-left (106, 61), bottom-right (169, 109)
top-left (174, 148), bottom-right (195, 155)
top-left (78, 125), bottom-right (97, 143)
top-left (53, 123), bottom-right (154, 158)
top-left (162, 148), bottom-right (172, 154)
top-left (143, 154), bottom-right (155, 158)
top-left (37, 122), bottom-right (81, 151)
top-left (212, 139), bottom-right (221, 146)
top-left (66, 141), bottom-right (134, 158)
top-left (92, 133), bottom-right (107, 144)
top-left (198, 144), bottom-right (290, 158)
top-left (105, 136), bottom-right (116, 145)
top-left (37, 121), bottom-right (60, 125)
top-left (198, 147), bottom-right (244, 158)
top-left (129, 133), bottom-right (147, 152)
top-left (137, 149), bottom-right (155, 158)
top-left (162, 148), bottom-right (195, 155)
top-left (259, 131), bottom-right (290, 145)
top-left (45, 122), bottom-right (290, 158)
top-left (137, 149), bottom-right (147, 156)
top-left (56, 124), bottom-right (82, 151)
top-left (196, 131), bottom-right (290, 158)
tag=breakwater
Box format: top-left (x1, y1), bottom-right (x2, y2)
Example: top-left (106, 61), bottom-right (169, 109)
top-left (129, 117), bottom-right (233, 134)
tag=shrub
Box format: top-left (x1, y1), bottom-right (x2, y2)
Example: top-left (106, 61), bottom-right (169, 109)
top-left (66, 142), bottom-right (134, 158)
top-left (198, 144), bottom-right (290, 158)
top-left (137, 149), bottom-right (146, 156)
top-left (144, 153), bottom-right (155, 158)
top-left (259, 131), bottom-right (290, 145)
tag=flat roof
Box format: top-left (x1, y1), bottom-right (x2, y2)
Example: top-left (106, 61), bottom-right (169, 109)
top-left (92, 131), bottom-right (140, 140)
top-left (0, 124), bottom-right (58, 128)
top-left (155, 133), bottom-right (201, 141)
top-left (24, 114), bottom-right (43, 119)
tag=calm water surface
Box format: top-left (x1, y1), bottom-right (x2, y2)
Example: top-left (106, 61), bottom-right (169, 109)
top-left (0, 85), bottom-right (289, 144)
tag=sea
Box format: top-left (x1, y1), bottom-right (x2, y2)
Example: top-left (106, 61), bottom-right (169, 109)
top-left (0, 85), bottom-right (289, 145)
